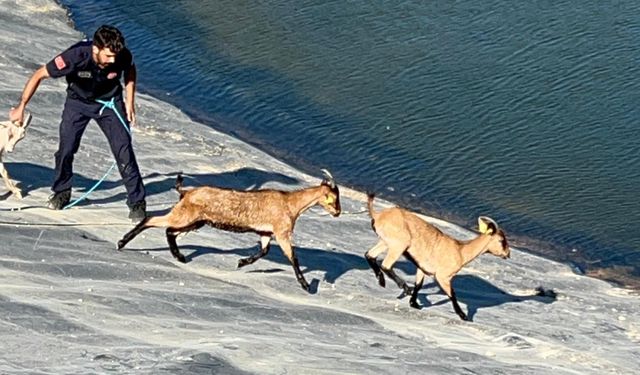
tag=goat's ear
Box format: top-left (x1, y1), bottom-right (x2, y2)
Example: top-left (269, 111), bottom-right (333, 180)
top-left (324, 194), bottom-right (336, 205)
top-left (478, 216), bottom-right (498, 234)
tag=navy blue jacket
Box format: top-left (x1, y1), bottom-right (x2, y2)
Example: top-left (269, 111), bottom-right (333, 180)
top-left (45, 40), bottom-right (133, 102)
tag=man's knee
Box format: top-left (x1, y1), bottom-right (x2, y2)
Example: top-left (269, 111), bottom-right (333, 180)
top-left (113, 142), bottom-right (135, 162)
top-left (120, 161), bottom-right (140, 178)
top-left (55, 141), bottom-right (78, 160)
top-left (115, 148), bottom-right (140, 176)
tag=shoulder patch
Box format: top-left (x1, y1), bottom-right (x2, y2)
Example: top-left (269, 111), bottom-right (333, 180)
top-left (54, 55), bottom-right (66, 70)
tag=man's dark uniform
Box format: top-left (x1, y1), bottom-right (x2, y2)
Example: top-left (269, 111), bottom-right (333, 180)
top-left (45, 40), bottom-right (145, 206)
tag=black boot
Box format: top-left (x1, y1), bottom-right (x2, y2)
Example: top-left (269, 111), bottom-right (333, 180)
top-left (128, 200), bottom-right (147, 222)
top-left (47, 190), bottom-right (71, 210)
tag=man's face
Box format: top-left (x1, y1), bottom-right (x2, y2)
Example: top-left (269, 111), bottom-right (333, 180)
top-left (92, 46), bottom-right (117, 68)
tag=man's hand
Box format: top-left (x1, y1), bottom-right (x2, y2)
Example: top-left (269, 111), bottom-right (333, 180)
top-left (9, 105), bottom-right (25, 125)
top-left (125, 102), bottom-right (136, 127)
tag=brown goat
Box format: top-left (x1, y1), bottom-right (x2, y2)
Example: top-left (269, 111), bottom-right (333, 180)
top-left (365, 194), bottom-right (510, 320)
top-left (117, 170), bottom-right (341, 292)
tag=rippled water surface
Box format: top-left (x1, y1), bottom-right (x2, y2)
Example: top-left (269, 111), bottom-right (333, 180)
top-left (59, 0), bottom-right (640, 286)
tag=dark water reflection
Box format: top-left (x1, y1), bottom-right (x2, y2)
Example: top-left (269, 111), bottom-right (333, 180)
top-left (58, 0), bottom-right (640, 287)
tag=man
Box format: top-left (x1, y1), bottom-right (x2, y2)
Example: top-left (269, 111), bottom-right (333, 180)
top-left (9, 25), bottom-right (147, 221)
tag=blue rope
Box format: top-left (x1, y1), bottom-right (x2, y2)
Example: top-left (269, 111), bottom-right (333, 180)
top-left (63, 98), bottom-right (131, 210)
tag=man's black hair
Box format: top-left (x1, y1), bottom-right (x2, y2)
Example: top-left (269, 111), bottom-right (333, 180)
top-left (93, 25), bottom-right (125, 53)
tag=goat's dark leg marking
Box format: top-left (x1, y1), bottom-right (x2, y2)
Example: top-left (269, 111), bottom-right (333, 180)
top-left (166, 229), bottom-right (186, 263)
top-left (379, 245), bottom-right (412, 295)
top-left (276, 235), bottom-right (310, 292)
top-left (410, 267), bottom-right (433, 309)
top-left (365, 241), bottom-right (387, 288)
top-left (436, 274), bottom-right (468, 321)
top-left (410, 275), bottom-right (424, 309)
top-left (165, 220), bottom-right (206, 263)
top-left (237, 244), bottom-right (270, 268)
top-left (117, 217), bottom-right (152, 250)
top-left (365, 253), bottom-right (386, 288)
top-left (449, 289), bottom-right (468, 321)
top-left (381, 266), bottom-right (413, 296)
top-left (403, 252), bottom-right (429, 305)
top-left (238, 233), bottom-right (272, 268)
top-left (290, 253), bottom-right (310, 291)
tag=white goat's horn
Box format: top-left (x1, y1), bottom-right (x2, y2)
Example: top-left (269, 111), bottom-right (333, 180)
top-left (23, 112), bottom-right (32, 128)
top-left (321, 169), bottom-right (335, 188)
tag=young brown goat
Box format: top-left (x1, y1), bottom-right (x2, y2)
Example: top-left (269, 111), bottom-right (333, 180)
top-left (117, 170), bottom-right (341, 292)
top-left (0, 112), bottom-right (32, 199)
top-left (365, 194), bottom-right (510, 320)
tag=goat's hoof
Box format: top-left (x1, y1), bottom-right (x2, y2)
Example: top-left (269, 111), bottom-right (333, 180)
top-left (410, 301), bottom-right (421, 309)
top-left (299, 282), bottom-right (311, 292)
top-left (402, 286), bottom-right (414, 296)
top-left (459, 314), bottom-right (469, 321)
top-left (176, 255), bottom-right (187, 263)
top-left (377, 277), bottom-right (386, 288)
top-left (237, 259), bottom-right (249, 268)
top-left (116, 241), bottom-right (125, 251)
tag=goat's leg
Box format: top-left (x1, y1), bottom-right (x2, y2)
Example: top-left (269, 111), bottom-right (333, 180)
top-left (164, 220), bottom-right (207, 263)
top-left (365, 240), bottom-right (387, 287)
top-left (166, 228), bottom-right (186, 263)
top-left (238, 233), bottom-right (272, 268)
top-left (275, 233), bottom-right (310, 292)
top-left (410, 269), bottom-right (426, 309)
top-left (435, 274), bottom-right (468, 321)
top-left (118, 210), bottom-right (199, 250)
top-left (0, 162), bottom-right (21, 199)
top-left (117, 217), bottom-right (153, 250)
top-left (380, 246), bottom-right (413, 296)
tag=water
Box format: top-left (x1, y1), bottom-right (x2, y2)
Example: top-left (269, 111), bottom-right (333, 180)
top-left (57, 0), bottom-right (640, 287)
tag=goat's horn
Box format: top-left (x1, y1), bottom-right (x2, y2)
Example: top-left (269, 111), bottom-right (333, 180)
top-left (320, 168), bottom-right (335, 188)
top-left (22, 112), bottom-right (32, 128)
top-left (478, 216), bottom-right (498, 234)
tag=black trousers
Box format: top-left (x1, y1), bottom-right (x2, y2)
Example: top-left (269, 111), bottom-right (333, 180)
top-left (52, 96), bottom-right (146, 206)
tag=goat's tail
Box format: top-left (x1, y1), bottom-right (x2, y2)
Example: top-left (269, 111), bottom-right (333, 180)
top-left (175, 174), bottom-right (188, 199)
top-left (367, 192), bottom-right (378, 230)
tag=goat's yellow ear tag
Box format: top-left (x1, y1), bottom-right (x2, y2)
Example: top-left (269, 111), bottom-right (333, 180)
top-left (478, 219), bottom-right (492, 234)
top-left (324, 195), bottom-right (335, 205)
